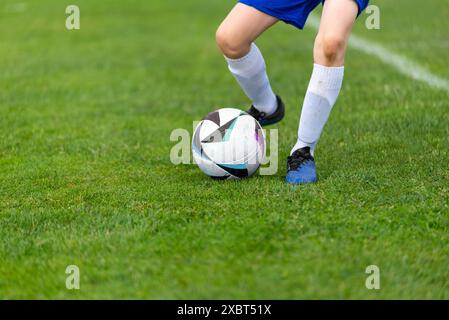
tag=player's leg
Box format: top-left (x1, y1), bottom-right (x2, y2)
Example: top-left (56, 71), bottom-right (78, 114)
top-left (287, 0), bottom-right (359, 184)
top-left (216, 3), bottom-right (284, 123)
top-left (313, 0), bottom-right (358, 67)
top-left (216, 3), bottom-right (277, 59)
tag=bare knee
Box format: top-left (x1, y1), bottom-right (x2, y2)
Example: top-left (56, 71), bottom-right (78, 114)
top-left (216, 25), bottom-right (251, 59)
top-left (323, 35), bottom-right (345, 61)
top-left (315, 34), bottom-right (347, 66)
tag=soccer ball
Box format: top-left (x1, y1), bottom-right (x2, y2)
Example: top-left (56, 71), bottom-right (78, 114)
top-left (192, 108), bottom-right (265, 180)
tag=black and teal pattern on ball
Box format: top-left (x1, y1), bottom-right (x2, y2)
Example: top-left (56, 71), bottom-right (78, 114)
top-left (201, 114), bottom-right (240, 144)
top-left (193, 110), bottom-right (252, 179)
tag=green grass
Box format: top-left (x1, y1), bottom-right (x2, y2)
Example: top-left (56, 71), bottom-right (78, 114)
top-left (0, 0), bottom-right (448, 299)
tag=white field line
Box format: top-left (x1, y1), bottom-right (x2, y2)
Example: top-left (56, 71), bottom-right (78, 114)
top-left (307, 15), bottom-right (449, 93)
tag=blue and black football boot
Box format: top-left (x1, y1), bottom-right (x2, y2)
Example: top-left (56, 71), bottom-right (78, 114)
top-left (285, 147), bottom-right (317, 185)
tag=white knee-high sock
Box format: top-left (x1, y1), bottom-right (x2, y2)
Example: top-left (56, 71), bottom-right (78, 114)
top-left (225, 43), bottom-right (277, 115)
top-left (291, 64), bottom-right (344, 155)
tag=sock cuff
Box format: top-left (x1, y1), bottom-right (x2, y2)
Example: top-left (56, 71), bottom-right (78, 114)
top-left (225, 43), bottom-right (265, 77)
top-left (309, 64), bottom-right (345, 91)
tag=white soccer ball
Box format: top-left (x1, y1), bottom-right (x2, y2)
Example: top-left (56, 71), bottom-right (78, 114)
top-left (192, 108), bottom-right (265, 180)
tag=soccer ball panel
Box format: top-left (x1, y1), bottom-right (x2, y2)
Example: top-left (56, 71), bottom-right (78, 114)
top-left (217, 108), bottom-right (243, 126)
top-left (192, 146), bottom-right (231, 178)
top-left (192, 108), bottom-right (265, 180)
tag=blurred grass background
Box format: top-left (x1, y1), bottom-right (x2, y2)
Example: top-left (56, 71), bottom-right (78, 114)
top-left (0, 0), bottom-right (448, 298)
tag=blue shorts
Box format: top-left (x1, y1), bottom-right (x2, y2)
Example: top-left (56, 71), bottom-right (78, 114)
top-left (239, 0), bottom-right (369, 29)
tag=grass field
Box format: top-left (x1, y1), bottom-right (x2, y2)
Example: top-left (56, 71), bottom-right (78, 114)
top-left (0, 0), bottom-right (448, 299)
